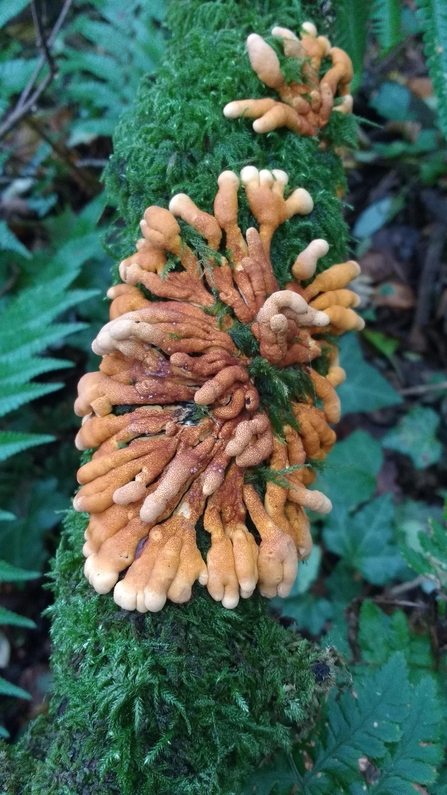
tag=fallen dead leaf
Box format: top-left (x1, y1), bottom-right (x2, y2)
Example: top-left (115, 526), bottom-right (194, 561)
top-left (407, 77), bottom-right (434, 99)
top-left (372, 281), bottom-right (416, 310)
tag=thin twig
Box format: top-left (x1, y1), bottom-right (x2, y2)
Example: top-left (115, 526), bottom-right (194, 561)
top-left (0, 0), bottom-right (73, 140)
top-left (75, 158), bottom-right (110, 168)
top-left (17, 0), bottom-right (72, 110)
top-left (30, 0), bottom-right (56, 79)
top-left (388, 576), bottom-right (426, 596)
top-left (0, 73), bottom-right (53, 139)
top-left (373, 598), bottom-right (429, 609)
top-left (398, 381), bottom-right (447, 396)
top-left (414, 220), bottom-right (446, 327)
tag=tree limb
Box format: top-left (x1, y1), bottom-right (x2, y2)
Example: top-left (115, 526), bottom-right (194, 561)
top-left (0, 0), bottom-right (73, 140)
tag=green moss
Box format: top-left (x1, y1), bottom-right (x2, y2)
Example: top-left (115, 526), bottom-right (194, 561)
top-left (105, 0), bottom-right (351, 280)
top-left (248, 355), bottom-right (313, 434)
top-left (244, 462), bottom-right (307, 500)
top-left (228, 320), bottom-right (260, 357)
top-left (1, 510), bottom-right (335, 795)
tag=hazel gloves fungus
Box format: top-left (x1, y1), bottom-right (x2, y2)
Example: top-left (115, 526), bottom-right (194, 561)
top-left (73, 21), bottom-right (360, 613)
top-left (224, 21), bottom-right (354, 135)
top-left (74, 161), bottom-right (363, 613)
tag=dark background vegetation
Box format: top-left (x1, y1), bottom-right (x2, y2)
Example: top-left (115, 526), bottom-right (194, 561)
top-left (0, 0), bottom-right (446, 792)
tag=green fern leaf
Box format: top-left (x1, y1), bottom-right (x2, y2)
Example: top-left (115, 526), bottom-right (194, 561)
top-left (0, 0), bottom-right (30, 29)
top-left (0, 560), bottom-right (39, 582)
top-left (0, 606), bottom-right (36, 629)
top-left (401, 507), bottom-right (447, 586)
top-left (0, 676), bottom-right (32, 700)
top-left (246, 653), bottom-right (444, 795)
top-left (0, 357), bottom-right (72, 387)
top-left (303, 654), bottom-right (408, 789)
top-left (0, 284), bottom-right (96, 359)
top-left (420, 515), bottom-right (447, 570)
top-left (241, 754), bottom-right (294, 795)
top-left (0, 382), bottom-right (62, 418)
top-left (371, 676), bottom-right (443, 793)
top-left (333, 0), bottom-right (373, 92)
top-left (0, 322), bottom-right (87, 363)
top-left (0, 431), bottom-right (54, 463)
top-left (0, 219), bottom-right (31, 259)
top-left (415, 0), bottom-right (447, 138)
top-left (0, 268), bottom-right (97, 463)
top-left (401, 544), bottom-right (437, 576)
top-left (371, 0), bottom-right (404, 54)
top-left (0, 510), bottom-right (15, 521)
top-left (357, 601), bottom-right (434, 680)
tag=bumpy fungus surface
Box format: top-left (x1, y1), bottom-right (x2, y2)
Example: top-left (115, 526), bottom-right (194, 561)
top-left (75, 162), bottom-right (362, 613)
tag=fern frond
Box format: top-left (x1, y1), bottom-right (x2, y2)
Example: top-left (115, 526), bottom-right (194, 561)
top-left (0, 357), bottom-right (72, 387)
top-left (421, 514), bottom-right (447, 571)
top-left (0, 606), bottom-right (36, 629)
top-left (0, 220), bottom-right (31, 259)
top-left (0, 285), bottom-right (96, 360)
top-left (244, 653), bottom-right (444, 795)
top-left (0, 254), bottom-right (97, 461)
top-left (415, 0), bottom-right (447, 138)
top-left (371, 0), bottom-right (404, 54)
top-left (0, 322), bottom-right (87, 363)
top-left (52, 1), bottom-right (165, 146)
top-left (0, 676), bottom-right (31, 700)
top-left (371, 676), bottom-right (443, 793)
top-left (0, 382), bottom-right (62, 418)
top-left (0, 431), bottom-right (54, 463)
top-left (0, 560), bottom-right (39, 582)
top-left (302, 653), bottom-right (411, 790)
top-left (333, 0), bottom-right (373, 92)
top-left (401, 505), bottom-right (447, 586)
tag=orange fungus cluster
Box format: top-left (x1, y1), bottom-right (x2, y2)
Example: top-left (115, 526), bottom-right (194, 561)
top-left (224, 21), bottom-right (353, 136)
top-left (74, 164), bottom-right (363, 613)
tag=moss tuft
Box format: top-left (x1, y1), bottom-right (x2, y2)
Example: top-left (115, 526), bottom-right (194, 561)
top-left (248, 356), bottom-right (313, 434)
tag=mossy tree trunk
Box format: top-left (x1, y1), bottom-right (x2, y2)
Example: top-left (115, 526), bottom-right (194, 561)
top-left (0, 1), bottom-right (355, 793)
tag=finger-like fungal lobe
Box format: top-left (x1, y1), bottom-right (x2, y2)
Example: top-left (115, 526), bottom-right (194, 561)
top-left (74, 167), bottom-right (362, 612)
top-left (223, 22), bottom-right (353, 136)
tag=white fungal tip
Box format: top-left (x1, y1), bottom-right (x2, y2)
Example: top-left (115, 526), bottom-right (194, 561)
top-left (217, 170), bottom-right (240, 187)
top-left (272, 169), bottom-right (289, 185)
top-left (259, 169), bottom-right (274, 187)
top-left (223, 102), bottom-right (239, 119)
top-left (240, 165), bottom-right (259, 184)
top-left (168, 194), bottom-right (188, 214)
top-left (291, 187), bottom-right (314, 215)
top-left (301, 21), bottom-right (318, 37)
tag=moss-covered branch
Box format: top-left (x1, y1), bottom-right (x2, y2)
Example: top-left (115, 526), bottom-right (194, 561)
top-left (1, 1), bottom-right (353, 791)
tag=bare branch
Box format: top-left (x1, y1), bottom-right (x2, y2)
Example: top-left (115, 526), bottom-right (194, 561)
top-left (30, 0), bottom-right (56, 80)
top-left (399, 381), bottom-right (447, 396)
top-left (0, 72), bottom-right (53, 139)
top-left (0, 0), bottom-right (73, 140)
top-left (17, 0), bottom-right (72, 110)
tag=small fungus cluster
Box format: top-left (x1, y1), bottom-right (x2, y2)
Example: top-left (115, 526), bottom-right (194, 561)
top-left (224, 21), bottom-right (353, 135)
top-left (74, 163), bottom-right (363, 612)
